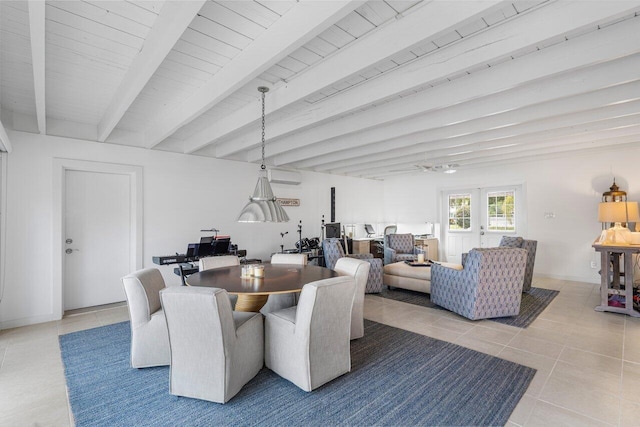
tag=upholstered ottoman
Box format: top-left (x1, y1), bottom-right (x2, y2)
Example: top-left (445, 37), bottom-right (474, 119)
top-left (383, 261), bottom-right (462, 294)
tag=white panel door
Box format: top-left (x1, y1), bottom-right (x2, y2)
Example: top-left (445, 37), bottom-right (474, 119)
top-left (64, 170), bottom-right (131, 310)
top-left (441, 185), bottom-right (524, 263)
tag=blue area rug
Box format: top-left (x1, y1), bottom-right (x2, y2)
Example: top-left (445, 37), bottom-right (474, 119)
top-left (379, 287), bottom-right (559, 328)
top-left (59, 320), bottom-right (536, 426)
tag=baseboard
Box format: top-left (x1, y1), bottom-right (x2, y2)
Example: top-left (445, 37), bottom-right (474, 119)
top-left (534, 273), bottom-right (599, 285)
top-left (0, 312), bottom-right (60, 331)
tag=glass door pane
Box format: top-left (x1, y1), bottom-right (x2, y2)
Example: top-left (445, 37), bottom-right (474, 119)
top-left (448, 193), bottom-right (472, 231)
top-left (487, 190), bottom-right (516, 232)
top-left (481, 186), bottom-right (522, 248)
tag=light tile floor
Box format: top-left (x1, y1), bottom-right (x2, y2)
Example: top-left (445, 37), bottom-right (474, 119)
top-left (1, 277), bottom-right (639, 426)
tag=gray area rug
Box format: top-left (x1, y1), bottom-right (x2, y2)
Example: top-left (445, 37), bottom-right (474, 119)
top-left (378, 286), bottom-right (559, 328)
top-left (59, 320), bottom-right (536, 426)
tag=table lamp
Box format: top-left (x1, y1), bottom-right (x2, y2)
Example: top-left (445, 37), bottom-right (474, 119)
top-left (597, 201), bottom-right (639, 245)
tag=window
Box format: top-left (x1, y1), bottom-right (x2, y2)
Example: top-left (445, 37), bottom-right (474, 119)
top-left (448, 193), bottom-right (471, 231)
top-left (487, 190), bottom-right (515, 231)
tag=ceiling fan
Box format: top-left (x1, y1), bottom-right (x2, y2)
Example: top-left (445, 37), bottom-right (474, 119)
top-left (392, 164), bottom-right (459, 174)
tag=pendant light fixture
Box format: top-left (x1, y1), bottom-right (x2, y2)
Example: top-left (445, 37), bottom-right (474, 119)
top-left (237, 87), bottom-right (290, 223)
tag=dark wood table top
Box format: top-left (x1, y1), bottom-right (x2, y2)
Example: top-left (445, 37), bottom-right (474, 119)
top-left (185, 263), bottom-right (339, 295)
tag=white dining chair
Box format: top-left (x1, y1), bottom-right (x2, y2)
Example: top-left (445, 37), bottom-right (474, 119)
top-left (264, 276), bottom-right (356, 391)
top-left (199, 255), bottom-right (239, 271)
top-left (160, 286), bottom-right (263, 403)
top-left (199, 255), bottom-right (240, 309)
top-left (260, 253), bottom-right (307, 314)
top-left (121, 268), bottom-right (170, 368)
top-left (334, 257), bottom-right (370, 340)
top-left (270, 253), bottom-right (307, 265)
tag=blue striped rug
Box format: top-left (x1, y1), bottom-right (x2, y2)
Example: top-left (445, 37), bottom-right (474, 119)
top-left (59, 320), bottom-right (535, 426)
top-left (379, 287), bottom-right (559, 328)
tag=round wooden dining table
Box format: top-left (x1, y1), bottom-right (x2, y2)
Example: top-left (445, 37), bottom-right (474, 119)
top-left (185, 263), bottom-right (339, 312)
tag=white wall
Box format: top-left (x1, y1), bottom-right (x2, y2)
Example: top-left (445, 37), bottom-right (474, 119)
top-left (0, 131), bottom-right (383, 328)
top-left (383, 146), bottom-right (640, 284)
top-left (2, 131), bottom-right (637, 328)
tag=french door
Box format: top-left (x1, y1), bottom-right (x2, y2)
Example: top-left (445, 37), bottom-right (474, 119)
top-left (441, 185), bottom-right (525, 263)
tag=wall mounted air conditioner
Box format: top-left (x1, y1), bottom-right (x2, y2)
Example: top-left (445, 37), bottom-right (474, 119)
top-left (268, 169), bottom-right (302, 185)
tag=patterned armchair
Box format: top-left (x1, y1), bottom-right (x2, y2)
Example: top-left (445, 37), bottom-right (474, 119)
top-left (383, 233), bottom-right (425, 265)
top-left (499, 236), bottom-right (537, 292)
top-left (322, 238), bottom-right (383, 293)
top-left (430, 247), bottom-right (527, 320)
top-left (461, 236), bottom-right (537, 292)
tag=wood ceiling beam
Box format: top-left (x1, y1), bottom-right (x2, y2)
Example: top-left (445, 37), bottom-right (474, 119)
top-left (229, 1), bottom-right (640, 162)
top-left (28, 1), bottom-right (46, 135)
top-left (360, 136), bottom-right (640, 179)
top-left (295, 69), bottom-right (640, 171)
top-left (271, 54), bottom-right (640, 168)
top-left (322, 110), bottom-right (640, 175)
top-left (423, 124), bottom-right (640, 167)
top-left (182, 0), bottom-right (503, 154)
top-left (0, 120), bottom-right (12, 153)
top-left (316, 112), bottom-right (640, 176)
top-left (143, 0), bottom-right (365, 149)
top-left (97, 1), bottom-right (206, 142)
top-left (323, 81), bottom-right (640, 172)
top-left (447, 139), bottom-right (640, 171)
top-left (330, 107), bottom-right (640, 175)
top-left (265, 18), bottom-right (640, 168)
top-left (360, 136), bottom-right (640, 178)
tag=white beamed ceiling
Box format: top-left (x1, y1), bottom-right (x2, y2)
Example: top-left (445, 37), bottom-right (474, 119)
top-left (1, 0), bottom-right (639, 179)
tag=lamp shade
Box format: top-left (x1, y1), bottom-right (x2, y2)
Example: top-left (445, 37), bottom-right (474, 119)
top-left (598, 201), bottom-right (639, 223)
top-left (237, 175), bottom-right (290, 222)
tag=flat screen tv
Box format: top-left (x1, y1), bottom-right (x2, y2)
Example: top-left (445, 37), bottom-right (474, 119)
top-left (325, 222), bottom-right (341, 238)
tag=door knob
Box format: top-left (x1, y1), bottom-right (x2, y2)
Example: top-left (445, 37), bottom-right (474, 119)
top-left (66, 248), bottom-right (73, 254)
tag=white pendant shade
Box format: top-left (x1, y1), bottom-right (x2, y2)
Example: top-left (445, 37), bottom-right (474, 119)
top-left (237, 176), bottom-right (290, 222)
top-left (237, 86), bottom-right (289, 223)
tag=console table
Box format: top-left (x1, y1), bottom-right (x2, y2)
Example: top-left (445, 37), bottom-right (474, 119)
top-left (593, 242), bottom-right (640, 317)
